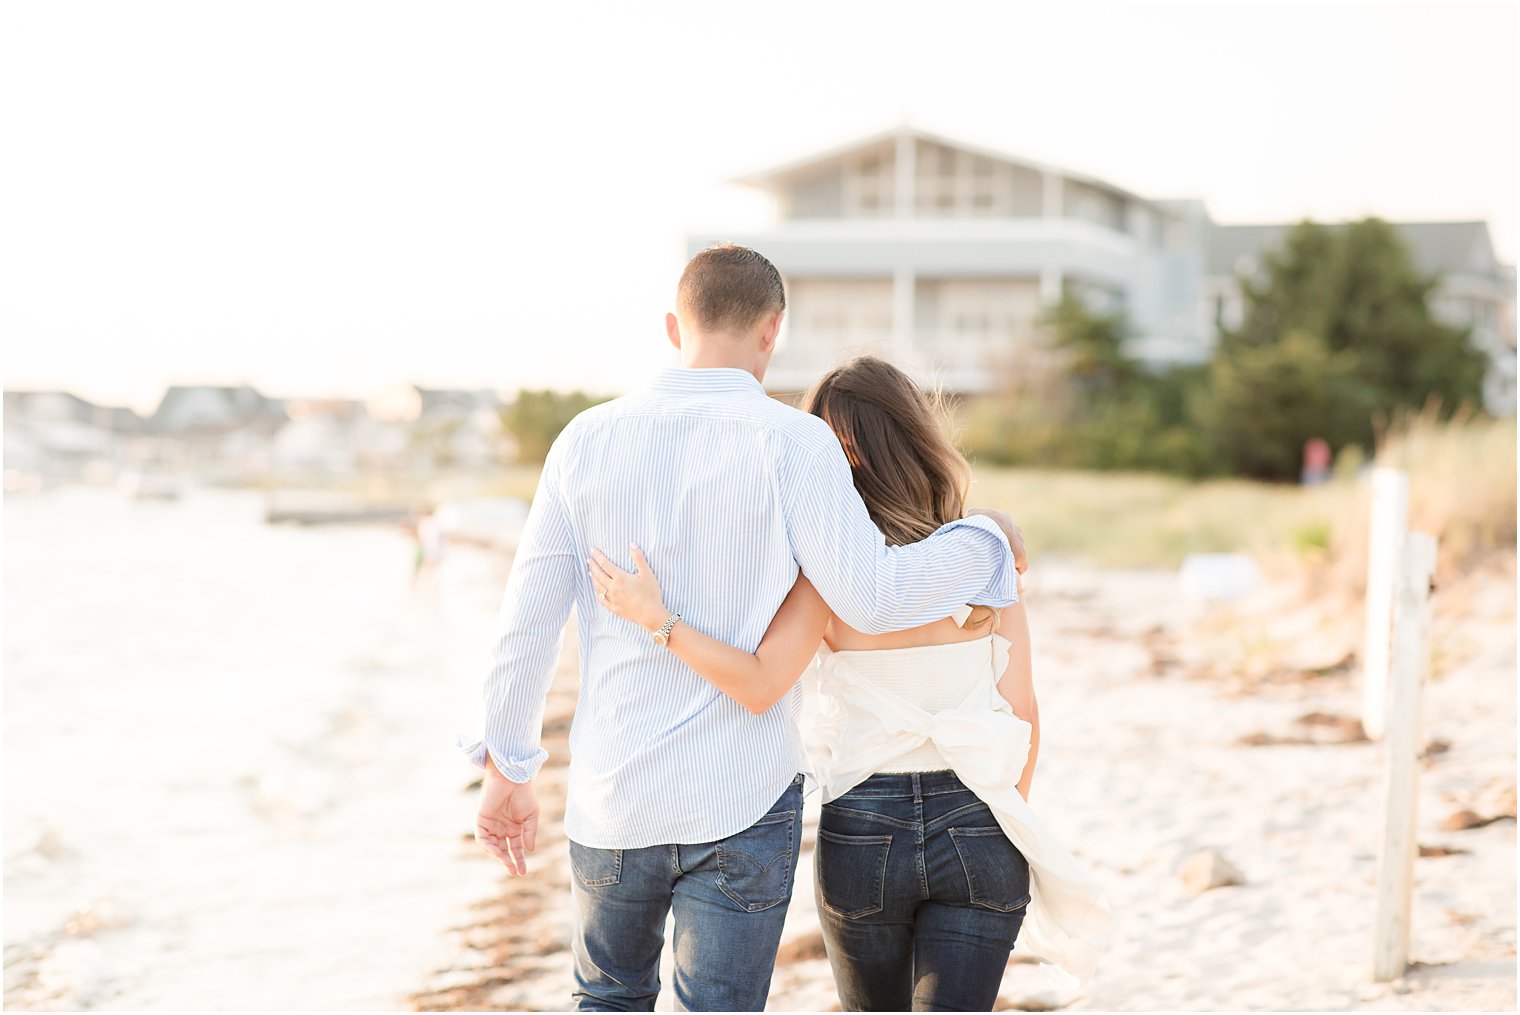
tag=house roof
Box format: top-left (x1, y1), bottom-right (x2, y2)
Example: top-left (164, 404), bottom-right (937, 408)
top-left (414, 386), bottom-right (501, 414)
top-left (1208, 221), bottom-right (1506, 281)
top-left (3, 390), bottom-right (143, 431)
top-left (151, 384), bottom-right (287, 434)
top-left (5, 389), bottom-right (99, 414)
top-left (732, 126), bottom-right (1151, 205)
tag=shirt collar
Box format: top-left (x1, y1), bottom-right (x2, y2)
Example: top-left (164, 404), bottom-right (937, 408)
top-left (649, 367), bottom-right (767, 397)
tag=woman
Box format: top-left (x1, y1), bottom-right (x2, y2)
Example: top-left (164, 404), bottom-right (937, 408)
top-left (588, 356), bottom-right (1111, 1010)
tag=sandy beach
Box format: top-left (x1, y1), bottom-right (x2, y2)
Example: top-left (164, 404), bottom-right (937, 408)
top-left (4, 489), bottom-right (1510, 1011)
top-left (414, 552), bottom-right (1516, 1012)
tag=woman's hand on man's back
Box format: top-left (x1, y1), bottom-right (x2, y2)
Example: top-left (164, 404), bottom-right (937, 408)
top-left (965, 508), bottom-right (1027, 574)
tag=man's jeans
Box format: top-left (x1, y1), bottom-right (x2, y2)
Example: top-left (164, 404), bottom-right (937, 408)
top-left (814, 770), bottom-right (1030, 1011)
top-left (568, 775), bottom-right (804, 1012)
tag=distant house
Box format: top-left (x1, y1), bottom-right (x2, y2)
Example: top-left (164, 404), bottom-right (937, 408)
top-left (364, 384), bottom-right (509, 469)
top-left (139, 383), bottom-right (287, 468)
top-left (689, 127), bottom-right (1517, 413)
top-left (2, 390), bottom-right (141, 464)
top-left (413, 386), bottom-right (502, 418)
top-left (150, 384), bottom-right (287, 439)
top-left (409, 387), bottom-right (507, 468)
top-left (688, 127), bottom-right (1211, 393)
top-left (3, 390), bottom-right (142, 433)
top-left (269, 398), bottom-right (371, 473)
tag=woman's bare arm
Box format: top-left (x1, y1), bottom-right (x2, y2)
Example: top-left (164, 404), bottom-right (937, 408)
top-left (993, 599), bottom-right (1039, 799)
top-left (589, 547), bottom-right (831, 715)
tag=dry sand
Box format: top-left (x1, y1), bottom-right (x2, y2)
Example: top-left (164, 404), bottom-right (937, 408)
top-left (414, 555), bottom-right (1516, 1012)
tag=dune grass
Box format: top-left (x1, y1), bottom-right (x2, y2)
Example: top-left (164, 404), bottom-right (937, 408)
top-left (343, 414), bottom-right (1513, 574)
top-left (1374, 408), bottom-right (1517, 567)
top-left (968, 412), bottom-right (1515, 572)
top-left (1324, 409), bottom-right (1518, 585)
top-left (966, 466), bottom-right (1346, 570)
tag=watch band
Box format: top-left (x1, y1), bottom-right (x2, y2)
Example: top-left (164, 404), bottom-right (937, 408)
top-left (653, 613), bottom-right (681, 647)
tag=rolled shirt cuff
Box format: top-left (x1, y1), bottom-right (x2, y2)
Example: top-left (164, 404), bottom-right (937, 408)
top-left (942, 515), bottom-right (1020, 607)
top-left (454, 735), bottom-right (548, 783)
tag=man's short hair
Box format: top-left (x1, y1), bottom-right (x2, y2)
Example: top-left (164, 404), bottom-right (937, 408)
top-left (677, 244), bottom-right (786, 335)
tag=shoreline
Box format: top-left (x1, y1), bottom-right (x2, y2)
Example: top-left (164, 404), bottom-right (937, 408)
top-left (3, 489), bottom-right (495, 1011)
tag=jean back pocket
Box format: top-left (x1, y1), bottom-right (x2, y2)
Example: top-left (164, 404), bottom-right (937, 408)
top-left (816, 829), bottom-right (893, 919)
top-left (948, 826), bottom-right (1031, 912)
top-left (715, 806), bottom-right (799, 913)
top-left (569, 841), bottom-right (623, 889)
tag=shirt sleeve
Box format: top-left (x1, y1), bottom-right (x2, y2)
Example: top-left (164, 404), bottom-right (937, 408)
top-left (781, 431), bottom-right (1019, 636)
top-left (455, 435), bottom-right (579, 782)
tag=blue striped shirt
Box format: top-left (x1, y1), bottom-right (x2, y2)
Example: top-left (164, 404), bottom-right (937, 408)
top-left (460, 366), bottom-right (1019, 848)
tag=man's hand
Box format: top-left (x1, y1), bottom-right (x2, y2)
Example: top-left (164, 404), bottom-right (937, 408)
top-left (966, 508), bottom-right (1028, 574)
top-left (475, 759), bottom-right (540, 876)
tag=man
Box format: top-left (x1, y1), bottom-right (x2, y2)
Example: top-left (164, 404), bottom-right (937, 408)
top-left (461, 244), bottom-right (1026, 1011)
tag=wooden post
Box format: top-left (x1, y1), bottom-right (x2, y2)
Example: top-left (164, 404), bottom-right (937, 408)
top-left (1362, 468), bottom-right (1409, 741)
top-left (1372, 532), bottom-right (1437, 983)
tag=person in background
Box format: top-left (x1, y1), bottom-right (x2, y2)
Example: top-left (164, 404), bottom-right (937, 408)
top-left (408, 511), bottom-right (445, 593)
top-left (1301, 437), bottom-right (1332, 486)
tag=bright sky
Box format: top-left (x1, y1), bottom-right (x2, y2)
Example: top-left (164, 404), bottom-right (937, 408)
top-left (2, 1), bottom-right (1515, 414)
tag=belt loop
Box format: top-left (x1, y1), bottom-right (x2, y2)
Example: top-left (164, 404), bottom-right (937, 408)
top-left (912, 772), bottom-right (922, 803)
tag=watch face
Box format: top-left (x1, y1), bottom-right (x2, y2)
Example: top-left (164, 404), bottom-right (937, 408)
top-left (653, 615), bottom-right (677, 646)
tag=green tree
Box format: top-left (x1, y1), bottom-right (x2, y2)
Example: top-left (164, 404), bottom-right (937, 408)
top-left (1332, 219), bottom-right (1485, 409)
top-left (1193, 330), bottom-right (1375, 479)
top-left (962, 295), bottom-right (1214, 475)
top-left (1204, 218), bottom-right (1485, 477)
top-left (1047, 292), bottom-right (1139, 394)
top-left (500, 389), bottom-right (607, 462)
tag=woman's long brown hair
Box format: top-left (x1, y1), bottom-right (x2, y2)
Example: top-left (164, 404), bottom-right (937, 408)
top-left (801, 355), bottom-right (999, 630)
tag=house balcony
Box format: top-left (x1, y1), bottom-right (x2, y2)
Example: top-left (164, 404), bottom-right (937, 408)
top-left (688, 216), bottom-right (1147, 286)
top-left (763, 326), bottom-right (1057, 395)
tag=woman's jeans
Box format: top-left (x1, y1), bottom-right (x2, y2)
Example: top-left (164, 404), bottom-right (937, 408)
top-left (815, 770), bottom-right (1031, 1011)
top-left (567, 775), bottom-right (804, 1012)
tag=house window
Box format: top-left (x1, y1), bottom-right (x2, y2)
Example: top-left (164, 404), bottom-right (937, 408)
top-left (847, 147), bottom-right (895, 217)
top-left (787, 280), bottom-right (895, 364)
top-left (915, 142), bottom-right (1010, 217)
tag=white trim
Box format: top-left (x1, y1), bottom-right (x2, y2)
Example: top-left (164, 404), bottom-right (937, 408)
top-left (698, 215), bottom-right (1139, 254)
top-left (1042, 170), bottom-right (1063, 219)
top-left (895, 133), bottom-right (916, 219)
top-left (893, 265), bottom-right (916, 358)
top-left (734, 125), bottom-right (1154, 206)
top-left (1040, 264), bottom-right (1064, 304)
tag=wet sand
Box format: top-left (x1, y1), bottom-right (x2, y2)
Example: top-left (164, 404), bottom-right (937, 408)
top-left (3, 490), bottom-right (494, 1011)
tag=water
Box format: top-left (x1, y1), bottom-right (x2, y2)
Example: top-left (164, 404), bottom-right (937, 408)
top-left (4, 487), bottom-right (514, 1010)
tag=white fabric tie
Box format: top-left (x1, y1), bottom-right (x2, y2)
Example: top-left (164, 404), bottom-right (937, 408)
top-left (811, 634), bottom-right (1115, 990)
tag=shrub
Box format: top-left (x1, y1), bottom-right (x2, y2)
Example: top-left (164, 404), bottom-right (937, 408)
top-left (500, 389), bottom-right (608, 462)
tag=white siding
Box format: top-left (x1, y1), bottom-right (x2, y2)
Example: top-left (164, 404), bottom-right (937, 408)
top-left (914, 278), bottom-right (1044, 377)
top-left (780, 278), bottom-right (895, 373)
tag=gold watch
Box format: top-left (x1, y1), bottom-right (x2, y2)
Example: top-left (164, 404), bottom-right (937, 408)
top-left (653, 614), bottom-right (681, 647)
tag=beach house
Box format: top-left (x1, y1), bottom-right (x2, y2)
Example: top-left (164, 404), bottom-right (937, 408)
top-left (689, 128), bottom-right (1516, 413)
